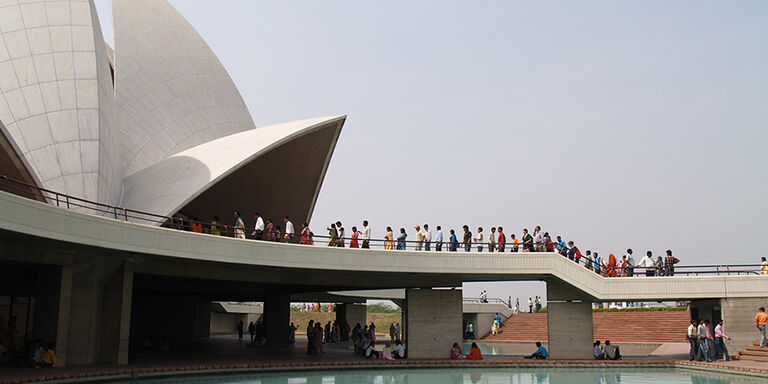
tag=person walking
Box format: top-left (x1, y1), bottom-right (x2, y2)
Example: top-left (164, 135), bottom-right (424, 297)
top-left (336, 221), bottom-right (345, 247)
top-left (449, 229), bottom-right (458, 252)
top-left (283, 216), bottom-right (295, 243)
top-left (265, 218), bottom-right (275, 241)
top-left (210, 215), bottom-right (222, 236)
top-left (714, 320), bottom-right (731, 361)
top-left (300, 223), bottom-right (313, 245)
top-left (761, 257), bottom-right (768, 275)
top-left (696, 319), bottom-right (713, 362)
top-left (687, 320), bottom-right (698, 361)
top-left (350, 226), bottom-right (360, 248)
top-left (237, 320), bottom-right (244, 340)
top-left (396, 228), bottom-right (407, 250)
top-left (327, 223), bottom-right (339, 246)
top-left (414, 225), bottom-right (424, 251)
top-left (462, 225), bottom-right (472, 252)
top-left (626, 249), bottom-right (635, 277)
top-left (637, 251), bottom-right (655, 277)
top-left (252, 212), bottom-right (264, 240)
top-left (474, 227), bottom-right (484, 252)
top-left (664, 250), bottom-right (679, 276)
top-left (533, 226), bottom-right (544, 252)
top-left (424, 224), bottom-right (432, 251)
top-left (488, 227), bottom-right (496, 253)
top-left (756, 307), bottom-right (768, 348)
top-left (361, 220), bottom-right (371, 249)
top-left (522, 228), bottom-right (533, 252)
top-left (435, 226), bottom-right (443, 251)
top-left (497, 227), bottom-right (506, 252)
top-left (384, 227), bottom-right (394, 250)
top-left (511, 233), bottom-right (519, 252)
top-left (233, 211), bottom-right (246, 239)
top-left (528, 297), bottom-right (533, 313)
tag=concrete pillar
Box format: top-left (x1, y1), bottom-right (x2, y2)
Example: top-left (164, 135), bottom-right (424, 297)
top-left (194, 300), bottom-right (211, 338)
top-left (98, 262), bottom-right (134, 364)
top-left (546, 279), bottom-right (594, 360)
top-left (263, 294), bottom-right (290, 348)
top-left (336, 303), bottom-right (367, 328)
top-left (721, 298), bottom-right (768, 353)
top-left (32, 264), bottom-right (72, 367)
top-left (66, 264), bottom-right (103, 365)
top-left (546, 301), bottom-right (593, 359)
top-left (405, 288), bottom-right (462, 359)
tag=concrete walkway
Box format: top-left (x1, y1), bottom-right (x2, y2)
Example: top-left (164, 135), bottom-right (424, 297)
top-left (1, 336), bottom-right (766, 383)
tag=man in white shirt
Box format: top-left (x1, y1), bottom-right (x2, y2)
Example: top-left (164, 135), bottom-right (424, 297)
top-left (435, 226), bottom-right (443, 251)
top-left (626, 248), bottom-right (636, 277)
top-left (474, 227), bottom-right (484, 252)
top-left (637, 251), bottom-right (656, 277)
top-left (361, 220), bottom-right (371, 248)
top-left (488, 227), bottom-right (496, 253)
top-left (252, 212), bottom-right (264, 240)
top-left (283, 216), bottom-right (294, 242)
top-left (423, 224), bottom-right (432, 251)
top-left (415, 225), bottom-right (425, 251)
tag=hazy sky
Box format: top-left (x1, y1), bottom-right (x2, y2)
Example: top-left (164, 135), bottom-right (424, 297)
top-left (95, 1), bottom-right (767, 304)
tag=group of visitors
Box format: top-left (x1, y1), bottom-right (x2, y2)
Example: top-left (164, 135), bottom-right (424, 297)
top-left (0, 335), bottom-right (56, 368)
top-left (350, 322), bottom-right (405, 360)
top-left (593, 340), bottom-right (621, 360)
top-left (450, 342), bottom-right (484, 360)
top-left (687, 318), bottom-right (733, 362)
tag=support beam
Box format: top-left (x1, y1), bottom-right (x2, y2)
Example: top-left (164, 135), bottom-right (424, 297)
top-left (263, 293), bottom-right (290, 348)
top-left (546, 279), bottom-right (594, 360)
top-left (98, 262), bottom-right (134, 364)
top-left (546, 301), bottom-right (593, 359)
top-left (405, 288), bottom-right (462, 359)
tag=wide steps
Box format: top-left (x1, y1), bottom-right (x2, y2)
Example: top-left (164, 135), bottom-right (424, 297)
top-left (482, 311), bottom-right (689, 343)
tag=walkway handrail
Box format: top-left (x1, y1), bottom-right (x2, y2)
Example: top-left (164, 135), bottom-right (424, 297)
top-left (1, 175), bottom-right (765, 277)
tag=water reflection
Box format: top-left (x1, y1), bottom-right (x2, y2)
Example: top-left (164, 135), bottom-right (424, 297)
top-left (111, 368), bottom-right (766, 384)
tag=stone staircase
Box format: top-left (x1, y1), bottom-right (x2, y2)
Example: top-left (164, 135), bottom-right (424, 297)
top-left (737, 342), bottom-right (768, 362)
top-left (482, 311), bottom-right (690, 343)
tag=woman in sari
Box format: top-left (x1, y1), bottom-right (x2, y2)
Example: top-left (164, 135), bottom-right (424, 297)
top-left (265, 218), bottom-right (275, 241)
top-left (349, 226), bottom-right (360, 248)
top-left (605, 254), bottom-right (618, 277)
top-left (396, 228), bottom-right (407, 250)
top-left (210, 215), bottom-right (221, 236)
top-left (384, 227), bottom-right (394, 250)
top-left (327, 223), bottom-right (339, 246)
top-left (300, 223), bottom-right (313, 245)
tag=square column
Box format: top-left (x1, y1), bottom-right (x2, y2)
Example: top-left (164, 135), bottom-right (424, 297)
top-left (98, 262), bottom-right (134, 364)
top-left (546, 279), bottom-right (594, 360)
top-left (546, 301), bottom-right (593, 359)
top-left (720, 298), bottom-right (768, 353)
top-left (336, 303), bottom-right (367, 328)
top-left (405, 288), bottom-right (462, 359)
top-left (263, 294), bottom-right (290, 348)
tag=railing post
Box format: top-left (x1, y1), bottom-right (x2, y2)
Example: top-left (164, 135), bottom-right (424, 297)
top-left (124, 209), bottom-right (129, 221)
top-left (113, 206), bottom-right (119, 220)
top-left (55, 193), bottom-right (60, 207)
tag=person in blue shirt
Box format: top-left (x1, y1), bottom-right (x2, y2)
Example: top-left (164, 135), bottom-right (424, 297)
top-left (396, 228), bottom-right (407, 250)
top-left (524, 342), bottom-right (548, 359)
top-left (449, 229), bottom-right (458, 252)
top-left (555, 236), bottom-right (567, 253)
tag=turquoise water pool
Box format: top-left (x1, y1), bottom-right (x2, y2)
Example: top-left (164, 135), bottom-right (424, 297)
top-left (112, 368), bottom-right (765, 384)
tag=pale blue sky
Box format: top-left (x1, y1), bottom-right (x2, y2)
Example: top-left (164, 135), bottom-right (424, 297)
top-left (95, 1), bottom-right (767, 303)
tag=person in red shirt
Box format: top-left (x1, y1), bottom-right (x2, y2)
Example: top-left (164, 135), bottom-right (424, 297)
top-left (496, 227), bottom-right (506, 253)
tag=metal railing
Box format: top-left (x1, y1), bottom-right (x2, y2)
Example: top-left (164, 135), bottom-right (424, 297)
top-left (1, 175), bottom-right (765, 277)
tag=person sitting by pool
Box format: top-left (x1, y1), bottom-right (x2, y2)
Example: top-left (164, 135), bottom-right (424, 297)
top-left (381, 342), bottom-right (395, 360)
top-left (524, 342), bottom-right (548, 359)
top-left (393, 339), bottom-right (405, 358)
top-left (603, 340), bottom-right (621, 360)
top-left (364, 340), bottom-right (380, 359)
top-left (35, 343), bottom-right (56, 368)
top-left (593, 340), bottom-right (604, 360)
top-left (466, 342), bottom-right (483, 360)
top-left (450, 342), bottom-right (464, 359)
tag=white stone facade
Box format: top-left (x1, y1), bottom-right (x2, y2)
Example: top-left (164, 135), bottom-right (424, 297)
top-left (0, 0), bottom-right (119, 204)
top-left (0, 0), bottom-right (345, 219)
